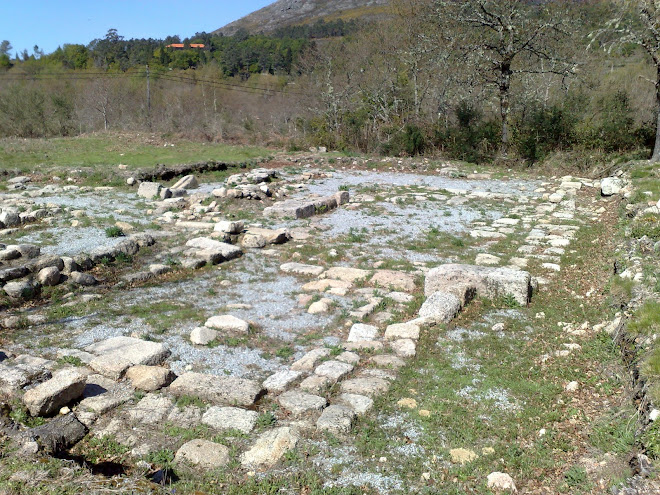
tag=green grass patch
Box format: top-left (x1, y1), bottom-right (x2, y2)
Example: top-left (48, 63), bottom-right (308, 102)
top-left (0, 135), bottom-right (271, 173)
top-left (628, 300), bottom-right (660, 335)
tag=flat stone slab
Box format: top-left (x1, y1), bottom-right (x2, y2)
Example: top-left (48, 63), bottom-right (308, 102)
top-left (264, 193), bottom-right (345, 220)
top-left (299, 375), bottom-right (331, 394)
top-left (384, 322), bottom-right (420, 341)
top-left (86, 337), bottom-right (170, 379)
top-left (264, 199), bottom-right (316, 219)
top-left (78, 394), bottom-right (128, 415)
top-left (314, 360), bottom-right (354, 381)
top-left (201, 406), bottom-right (259, 434)
top-left (185, 237), bottom-right (243, 262)
top-left (302, 279), bottom-right (352, 292)
top-left (291, 348), bottom-right (331, 371)
top-left (23, 369), bottom-right (86, 416)
top-left (246, 227), bottom-right (290, 245)
top-left (370, 270), bottom-right (416, 292)
top-left (263, 370), bottom-right (304, 393)
top-left (323, 267), bottom-right (370, 282)
top-left (126, 394), bottom-right (173, 424)
top-left (280, 263), bottom-right (325, 276)
top-left (169, 372), bottom-right (264, 407)
top-left (347, 323), bottom-right (379, 342)
top-left (175, 439), bottom-right (230, 469)
top-left (343, 341), bottom-right (384, 352)
top-left (240, 427), bottom-right (299, 468)
top-left (278, 390), bottom-right (327, 415)
top-left (340, 377), bottom-right (390, 397)
top-left (336, 393), bottom-right (374, 415)
top-left (317, 405), bottom-right (356, 434)
top-left (370, 355), bottom-right (406, 369)
top-left (391, 339), bottom-right (416, 357)
top-left (425, 263), bottom-right (532, 306)
top-left (204, 315), bottom-right (249, 333)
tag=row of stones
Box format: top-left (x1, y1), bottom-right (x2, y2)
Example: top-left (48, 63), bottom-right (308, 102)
top-left (0, 234), bottom-right (156, 302)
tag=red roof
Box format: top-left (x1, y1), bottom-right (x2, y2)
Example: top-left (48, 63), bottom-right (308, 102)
top-left (166, 43), bottom-right (205, 48)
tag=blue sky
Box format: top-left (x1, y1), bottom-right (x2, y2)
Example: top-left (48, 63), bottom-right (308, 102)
top-left (2, 0), bottom-right (273, 56)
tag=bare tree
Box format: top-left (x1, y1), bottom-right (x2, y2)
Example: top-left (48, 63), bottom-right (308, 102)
top-left (590, 0), bottom-right (660, 162)
top-left (83, 78), bottom-right (113, 131)
top-left (432, 0), bottom-right (574, 155)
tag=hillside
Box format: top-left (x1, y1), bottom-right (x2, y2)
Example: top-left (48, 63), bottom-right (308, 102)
top-left (214, 0), bottom-right (391, 36)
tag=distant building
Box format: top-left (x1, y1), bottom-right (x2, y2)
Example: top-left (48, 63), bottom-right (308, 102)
top-left (165, 44), bottom-right (205, 49)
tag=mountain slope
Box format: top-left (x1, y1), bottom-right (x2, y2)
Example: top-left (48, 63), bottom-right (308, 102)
top-left (214, 0), bottom-right (391, 36)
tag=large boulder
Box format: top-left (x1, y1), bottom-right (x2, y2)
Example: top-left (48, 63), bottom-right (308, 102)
top-left (36, 266), bottom-right (61, 286)
top-left (30, 414), bottom-right (88, 454)
top-left (171, 175), bottom-right (199, 190)
top-left (425, 264), bottom-right (532, 306)
top-left (0, 211), bottom-right (21, 228)
top-left (4, 280), bottom-right (40, 300)
top-left (137, 181), bottom-right (162, 199)
top-left (601, 177), bottom-right (625, 196)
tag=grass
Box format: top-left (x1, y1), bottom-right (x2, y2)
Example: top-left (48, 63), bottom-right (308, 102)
top-left (175, 395), bottom-right (206, 410)
top-left (0, 133), bottom-right (271, 173)
top-left (73, 435), bottom-right (130, 465)
top-left (628, 300), bottom-right (660, 335)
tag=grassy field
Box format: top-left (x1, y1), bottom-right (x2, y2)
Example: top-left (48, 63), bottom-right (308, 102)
top-left (0, 133), bottom-right (273, 173)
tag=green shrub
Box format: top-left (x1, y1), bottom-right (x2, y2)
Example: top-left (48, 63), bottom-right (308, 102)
top-left (514, 104), bottom-right (576, 162)
top-left (631, 214), bottom-right (660, 240)
top-left (105, 226), bottom-right (124, 238)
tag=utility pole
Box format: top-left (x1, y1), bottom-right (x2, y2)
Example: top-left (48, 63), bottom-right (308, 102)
top-left (146, 64), bottom-right (151, 129)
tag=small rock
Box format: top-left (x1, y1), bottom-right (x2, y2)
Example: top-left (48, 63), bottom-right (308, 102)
top-left (450, 448), bottom-right (478, 465)
top-left (190, 327), bottom-right (218, 345)
top-left (486, 472), bottom-right (517, 492)
top-left (397, 398), bottom-right (417, 409)
top-left (205, 315), bottom-right (249, 333)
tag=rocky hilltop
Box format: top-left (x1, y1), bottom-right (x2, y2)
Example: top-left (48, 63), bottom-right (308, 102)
top-left (214, 0), bottom-right (390, 35)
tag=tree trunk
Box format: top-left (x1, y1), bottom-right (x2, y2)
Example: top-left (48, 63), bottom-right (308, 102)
top-left (652, 69), bottom-right (660, 162)
top-left (499, 63), bottom-right (512, 156)
top-left (652, 106), bottom-right (660, 162)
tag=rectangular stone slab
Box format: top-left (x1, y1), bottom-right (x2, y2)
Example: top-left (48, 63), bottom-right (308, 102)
top-left (169, 372), bottom-right (264, 407)
top-left (425, 263), bottom-right (532, 306)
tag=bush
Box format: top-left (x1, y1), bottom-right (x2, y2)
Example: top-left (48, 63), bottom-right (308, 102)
top-left (514, 104), bottom-right (577, 162)
top-left (433, 102), bottom-right (500, 164)
top-left (105, 226), bottom-right (124, 238)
